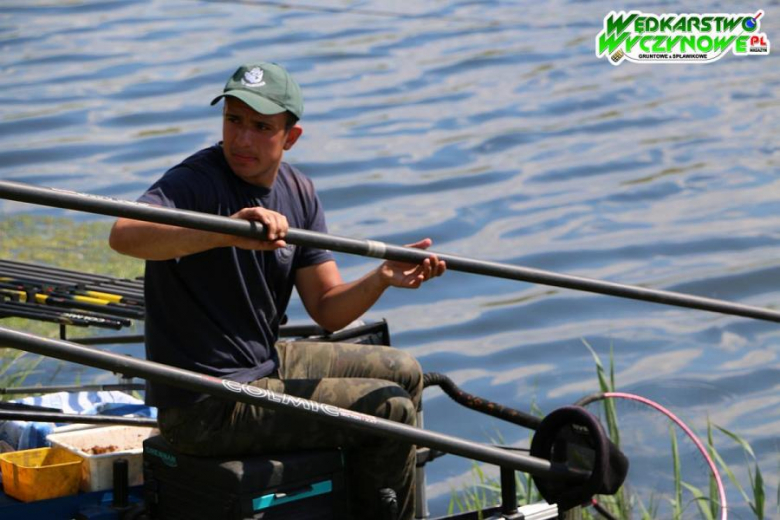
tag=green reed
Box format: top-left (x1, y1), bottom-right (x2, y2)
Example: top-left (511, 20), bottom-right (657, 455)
top-left (0, 215), bottom-right (142, 279)
top-left (450, 341), bottom-right (778, 519)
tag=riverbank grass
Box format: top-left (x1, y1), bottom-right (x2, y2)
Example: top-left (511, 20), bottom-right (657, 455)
top-left (0, 216), bottom-right (143, 390)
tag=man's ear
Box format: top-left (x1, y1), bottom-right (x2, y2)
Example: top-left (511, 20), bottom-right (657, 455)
top-left (284, 125), bottom-right (303, 150)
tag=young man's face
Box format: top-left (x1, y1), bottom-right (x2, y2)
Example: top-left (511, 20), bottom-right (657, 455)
top-left (221, 97), bottom-right (301, 187)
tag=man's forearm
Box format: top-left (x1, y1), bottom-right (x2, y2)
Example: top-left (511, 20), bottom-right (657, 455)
top-left (309, 268), bottom-right (390, 332)
top-left (109, 218), bottom-right (229, 261)
top-left (297, 246), bottom-right (443, 333)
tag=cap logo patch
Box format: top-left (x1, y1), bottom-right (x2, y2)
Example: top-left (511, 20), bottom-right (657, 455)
top-left (241, 67), bottom-right (266, 88)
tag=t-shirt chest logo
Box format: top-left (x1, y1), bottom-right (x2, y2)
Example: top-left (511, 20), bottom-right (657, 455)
top-left (241, 68), bottom-right (266, 88)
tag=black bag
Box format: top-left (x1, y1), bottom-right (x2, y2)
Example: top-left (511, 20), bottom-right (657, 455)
top-left (142, 435), bottom-right (347, 519)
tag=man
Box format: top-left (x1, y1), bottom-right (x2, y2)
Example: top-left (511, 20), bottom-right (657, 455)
top-left (109, 61), bottom-right (445, 519)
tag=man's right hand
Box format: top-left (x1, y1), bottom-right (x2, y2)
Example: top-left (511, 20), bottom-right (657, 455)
top-left (226, 207), bottom-right (289, 251)
top-left (110, 206), bottom-right (289, 261)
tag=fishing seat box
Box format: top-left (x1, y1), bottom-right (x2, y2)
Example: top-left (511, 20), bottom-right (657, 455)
top-left (142, 435), bottom-right (346, 520)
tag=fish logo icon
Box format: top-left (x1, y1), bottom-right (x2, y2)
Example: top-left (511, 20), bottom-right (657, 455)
top-left (241, 67), bottom-right (266, 88)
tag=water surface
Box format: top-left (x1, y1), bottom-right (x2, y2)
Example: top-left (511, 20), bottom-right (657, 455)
top-left (1, 1), bottom-right (779, 515)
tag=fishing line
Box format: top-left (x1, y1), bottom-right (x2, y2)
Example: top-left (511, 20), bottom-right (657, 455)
top-left (575, 391), bottom-right (727, 520)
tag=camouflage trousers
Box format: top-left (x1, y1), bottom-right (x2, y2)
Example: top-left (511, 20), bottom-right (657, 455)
top-left (157, 341), bottom-right (423, 520)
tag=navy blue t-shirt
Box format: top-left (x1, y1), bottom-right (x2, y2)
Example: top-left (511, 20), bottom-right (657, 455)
top-left (138, 144), bottom-right (333, 408)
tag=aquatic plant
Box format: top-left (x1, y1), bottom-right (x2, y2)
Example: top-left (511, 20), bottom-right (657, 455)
top-left (449, 342), bottom-right (778, 519)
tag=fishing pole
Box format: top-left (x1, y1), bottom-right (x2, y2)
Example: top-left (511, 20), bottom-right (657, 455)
top-left (0, 301), bottom-right (124, 329)
top-left (0, 410), bottom-right (157, 427)
top-left (0, 294), bottom-right (130, 329)
top-left (0, 284), bottom-right (135, 323)
top-left (0, 284), bottom-right (144, 320)
top-left (51, 325), bottom-right (326, 346)
top-left (1, 180), bottom-right (778, 323)
top-left (0, 382), bottom-right (145, 395)
top-left (0, 277), bottom-right (142, 310)
top-left (2, 275), bottom-right (143, 306)
top-left (0, 326), bottom-right (585, 481)
top-left (0, 266), bottom-right (143, 300)
top-left (0, 274), bottom-right (144, 303)
top-left (0, 305), bottom-right (85, 327)
top-left (69, 288), bottom-right (141, 306)
top-left (0, 268), bottom-right (144, 300)
top-left (0, 275), bottom-right (143, 306)
top-left (423, 372), bottom-right (541, 430)
top-left (0, 259), bottom-right (145, 289)
top-left (67, 325), bottom-right (319, 345)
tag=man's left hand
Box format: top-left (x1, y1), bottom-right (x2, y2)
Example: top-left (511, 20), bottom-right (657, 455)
top-left (378, 238), bottom-right (446, 289)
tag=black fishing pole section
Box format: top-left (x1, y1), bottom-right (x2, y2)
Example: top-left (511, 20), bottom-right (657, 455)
top-left (66, 334), bottom-right (144, 345)
top-left (0, 306), bottom-right (81, 327)
top-left (1, 180), bottom-right (778, 323)
top-left (423, 372), bottom-right (541, 430)
top-left (5, 325), bottom-right (375, 348)
top-left (0, 410), bottom-right (157, 427)
top-left (0, 325), bottom-right (583, 481)
top-left (0, 270), bottom-right (144, 302)
top-left (0, 274), bottom-right (144, 306)
top-left (17, 291), bottom-right (142, 319)
top-left (0, 268), bottom-right (144, 300)
top-left (0, 301), bottom-right (125, 329)
top-left (0, 263), bottom-right (145, 300)
top-left (1, 287), bottom-right (133, 324)
top-left (0, 382), bottom-right (145, 396)
top-left (0, 285), bottom-right (144, 322)
top-left (0, 259), bottom-right (144, 289)
top-left (0, 373), bottom-right (536, 427)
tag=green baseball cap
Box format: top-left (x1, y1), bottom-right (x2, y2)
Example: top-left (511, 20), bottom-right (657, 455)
top-left (210, 62), bottom-right (304, 119)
